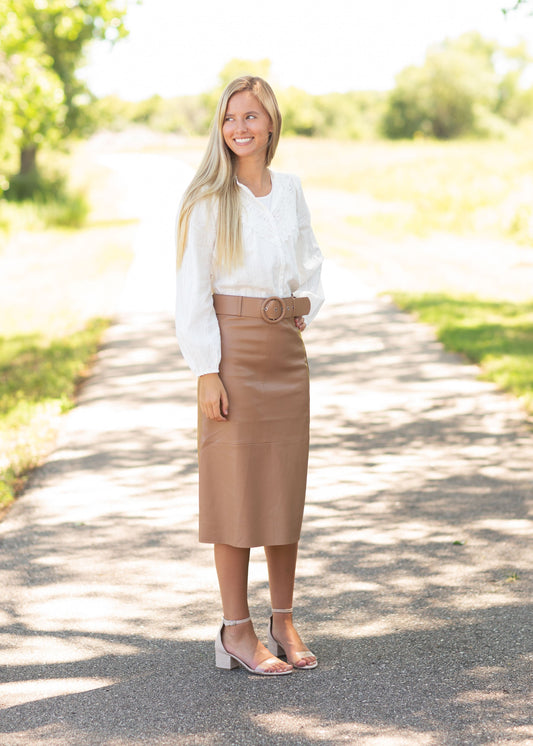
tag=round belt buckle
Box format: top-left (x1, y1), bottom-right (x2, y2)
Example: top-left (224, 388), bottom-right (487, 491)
top-left (261, 296), bottom-right (285, 323)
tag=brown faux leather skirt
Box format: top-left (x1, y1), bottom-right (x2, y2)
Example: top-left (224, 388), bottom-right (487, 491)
top-left (197, 299), bottom-right (310, 548)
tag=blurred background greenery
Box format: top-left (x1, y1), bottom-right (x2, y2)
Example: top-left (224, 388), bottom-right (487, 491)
top-left (90, 34), bottom-right (533, 142)
top-left (1, 0), bottom-right (532, 509)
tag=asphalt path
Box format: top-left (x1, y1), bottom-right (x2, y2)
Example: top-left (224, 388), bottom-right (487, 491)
top-left (0, 144), bottom-right (532, 745)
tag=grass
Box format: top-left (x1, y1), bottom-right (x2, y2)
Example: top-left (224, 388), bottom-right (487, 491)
top-left (0, 142), bottom-right (137, 511)
top-left (1, 156), bottom-right (91, 233)
top-left (0, 222), bottom-right (132, 510)
top-left (274, 132), bottom-right (533, 244)
top-left (0, 226), bottom-right (134, 508)
top-left (0, 193), bottom-right (89, 233)
top-left (392, 293), bottom-right (533, 415)
top-left (0, 319), bottom-right (109, 505)
top-left (276, 136), bottom-right (533, 418)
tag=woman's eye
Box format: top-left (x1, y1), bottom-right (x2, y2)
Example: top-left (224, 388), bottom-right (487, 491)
top-left (246, 115), bottom-right (256, 120)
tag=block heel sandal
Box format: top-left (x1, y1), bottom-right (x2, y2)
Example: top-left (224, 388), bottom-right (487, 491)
top-left (215, 616), bottom-right (293, 676)
top-left (267, 608), bottom-right (318, 670)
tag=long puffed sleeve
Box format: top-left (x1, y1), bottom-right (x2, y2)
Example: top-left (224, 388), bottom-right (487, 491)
top-left (175, 199), bottom-right (221, 377)
top-left (293, 176), bottom-right (324, 325)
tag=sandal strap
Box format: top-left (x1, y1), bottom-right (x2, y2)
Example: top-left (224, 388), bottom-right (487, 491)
top-left (255, 656), bottom-right (289, 673)
top-left (292, 649), bottom-right (315, 660)
top-left (272, 608), bottom-right (293, 614)
top-left (222, 615), bottom-right (251, 626)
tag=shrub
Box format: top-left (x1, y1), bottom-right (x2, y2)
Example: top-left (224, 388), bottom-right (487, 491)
top-left (2, 170), bottom-right (89, 230)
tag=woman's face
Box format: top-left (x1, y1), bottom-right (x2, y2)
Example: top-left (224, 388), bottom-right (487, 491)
top-left (222, 90), bottom-right (272, 161)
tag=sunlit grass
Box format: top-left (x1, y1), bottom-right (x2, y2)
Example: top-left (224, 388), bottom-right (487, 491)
top-left (0, 320), bottom-right (109, 506)
top-left (392, 293), bottom-right (533, 415)
top-left (0, 146), bottom-right (136, 510)
top-left (0, 149), bottom-right (91, 233)
top-left (274, 134), bottom-right (533, 244)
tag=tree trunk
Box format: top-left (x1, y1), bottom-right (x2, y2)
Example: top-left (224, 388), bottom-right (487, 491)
top-left (19, 146), bottom-right (37, 176)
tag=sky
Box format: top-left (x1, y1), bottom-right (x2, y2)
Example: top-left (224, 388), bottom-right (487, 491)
top-left (81, 0), bottom-right (533, 100)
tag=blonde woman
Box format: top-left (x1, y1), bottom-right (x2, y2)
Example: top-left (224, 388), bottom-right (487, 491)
top-left (175, 76), bottom-right (324, 676)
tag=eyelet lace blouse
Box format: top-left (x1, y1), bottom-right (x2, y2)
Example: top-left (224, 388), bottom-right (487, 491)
top-left (175, 171), bottom-right (324, 377)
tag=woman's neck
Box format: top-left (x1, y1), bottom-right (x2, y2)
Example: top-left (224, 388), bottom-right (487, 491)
top-left (235, 162), bottom-right (271, 197)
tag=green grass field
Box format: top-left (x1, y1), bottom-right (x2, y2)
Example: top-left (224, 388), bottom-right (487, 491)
top-left (277, 135), bottom-right (533, 419)
top-left (275, 132), bottom-right (533, 244)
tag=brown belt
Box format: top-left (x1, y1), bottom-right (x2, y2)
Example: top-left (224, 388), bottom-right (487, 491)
top-left (213, 294), bottom-right (311, 324)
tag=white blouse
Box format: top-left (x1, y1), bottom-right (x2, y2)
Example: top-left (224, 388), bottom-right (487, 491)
top-left (175, 171), bottom-right (324, 377)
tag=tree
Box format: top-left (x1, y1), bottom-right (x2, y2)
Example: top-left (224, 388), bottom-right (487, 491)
top-left (502, 0), bottom-right (532, 14)
top-left (381, 33), bottom-right (532, 139)
top-left (0, 5), bottom-right (66, 177)
top-left (279, 87), bottom-right (325, 136)
top-left (216, 58), bottom-right (272, 89)
top-left (0, 0), bottom-right (128, 179)
top-left (200, 58), bottom-right (273, 131)
top-left (494, 40), bottom-right (533, 122)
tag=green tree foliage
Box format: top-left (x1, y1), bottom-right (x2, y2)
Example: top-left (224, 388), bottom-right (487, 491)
top-left (88, 37), bottom-right (533, 145)
top-left (279, 87), bottom-right (324, 136)
top-left (495, 40), bottom-right (533, 122)
top-left (502, 0), bottom-right (532, 13)
top-left (0, 2), bottom-right (66, 177)
top-left (280, 88), bottom-right (385, 139)
top-left (382, 33), bottom-right (533, 139)
top-left (382, 35), bottom-right (491, 139)
top-left (95, 57), bottom-right (385, 141)
top-left (198, 58), bottom-right (273, 132)
top-left (0, 0), bottom-right (128, 182)
top-left (91, 93), bottom-right (212, 135)
top-left (216, 58), bottom-right (272, 89)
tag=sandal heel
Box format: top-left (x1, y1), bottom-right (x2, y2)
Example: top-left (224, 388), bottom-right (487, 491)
top-left (267, 626), bottom-right (285, 657)
top-left (268, 611), bottom-right (318, 670)
top-left (214, 618), bottom-right (292, 676)
top-left (215, 648), bottom-right (239, 669)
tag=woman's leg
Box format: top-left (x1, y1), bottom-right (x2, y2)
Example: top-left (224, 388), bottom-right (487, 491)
top-left (214, 543), bottom-right (250, 620)
top-left (265, 542), bottom-right (317, 668)
top-left (214, 543), bottom-right (291, 673)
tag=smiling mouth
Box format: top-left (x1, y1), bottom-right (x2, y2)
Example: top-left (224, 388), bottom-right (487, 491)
top-left (234, 137), bottom-right (253, 144)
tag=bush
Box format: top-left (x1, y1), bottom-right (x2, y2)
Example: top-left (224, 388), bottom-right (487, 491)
top-left (1, 170), bottom-right (89, 230)
top-left (381, 33), bottom-right (533, 140)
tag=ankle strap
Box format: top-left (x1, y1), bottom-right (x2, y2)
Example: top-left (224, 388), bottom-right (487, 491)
top-left (272, 608), bottom-right (293, 614)
top-left (222, 616), bottom-right (251, 626)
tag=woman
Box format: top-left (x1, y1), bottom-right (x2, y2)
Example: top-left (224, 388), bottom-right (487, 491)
top-left (175, 76), bottom-right (324, 676)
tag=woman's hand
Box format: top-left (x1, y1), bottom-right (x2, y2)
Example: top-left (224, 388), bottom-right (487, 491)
top-left (198, 373), bottom-right (229, 421)
top-left (294, 316), bottom-right (306, 332)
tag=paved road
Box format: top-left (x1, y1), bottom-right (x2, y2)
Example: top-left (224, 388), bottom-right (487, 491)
top-left (0, 146), bottom-right (532, 745)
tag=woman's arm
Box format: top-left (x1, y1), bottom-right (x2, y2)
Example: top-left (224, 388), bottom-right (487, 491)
top-left (175, 199), bottom-right (221, 377)
top-left (293, 176), bottom-right (325, 326)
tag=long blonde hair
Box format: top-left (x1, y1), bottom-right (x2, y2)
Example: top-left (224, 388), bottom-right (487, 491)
top-left (176, 76), bottom-right (282, 270)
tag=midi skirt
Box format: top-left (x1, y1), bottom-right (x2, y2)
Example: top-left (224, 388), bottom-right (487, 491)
top-left (198, 310), bottom-right (310, 548)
